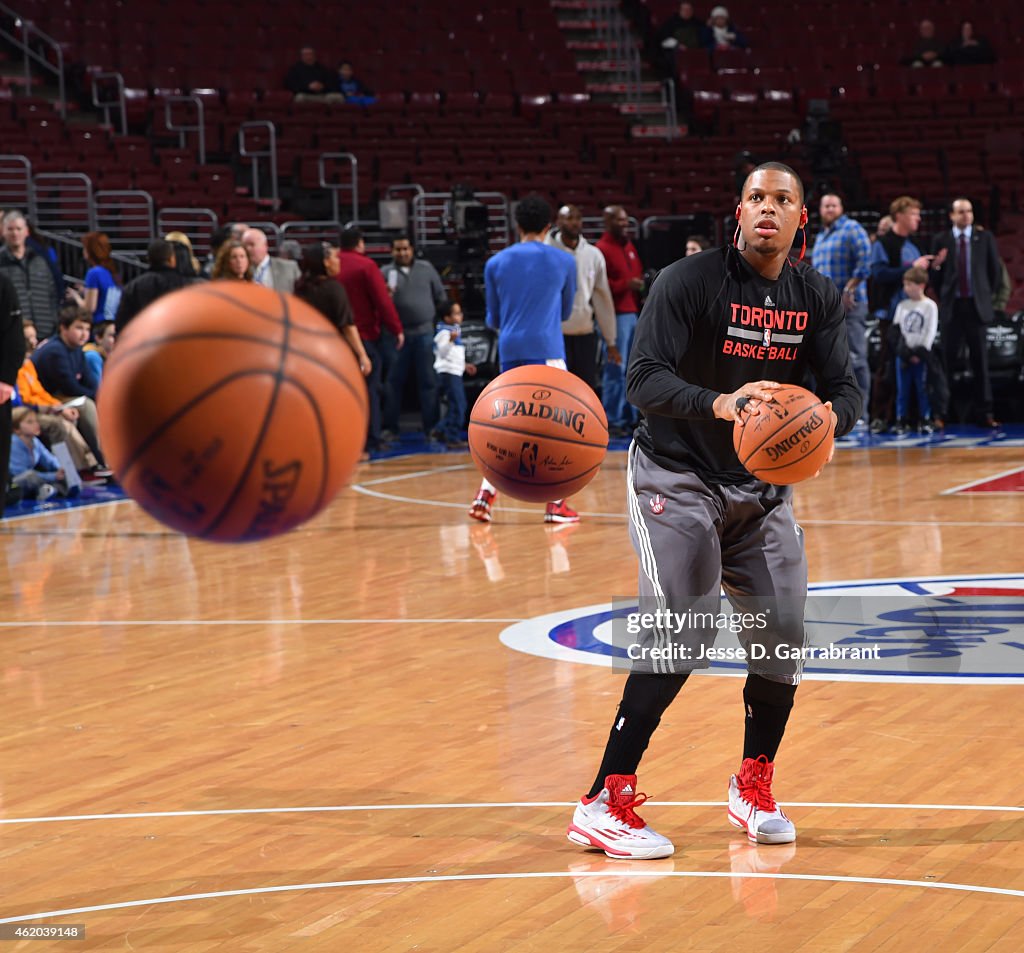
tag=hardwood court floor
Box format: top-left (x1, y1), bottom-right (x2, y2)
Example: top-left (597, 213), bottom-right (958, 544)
top-left (1, 446), bottom-right (1023, 952)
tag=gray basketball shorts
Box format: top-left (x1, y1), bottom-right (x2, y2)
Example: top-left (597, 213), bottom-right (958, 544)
top-left (624, 442), bottom-right (809, 684)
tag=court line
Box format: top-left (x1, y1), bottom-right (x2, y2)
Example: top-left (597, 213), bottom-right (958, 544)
top-left (0, 498), bottom-right (132, 524)
top-left (3, 800), bottom-right (1021, 825)
top-left (1, 869), bottom-right (1021, 925)
top-left (0, 618), bottom-right (524, 628)
top-left (357, 463), bottom-right (473, 486)
top-left (941, 465), bottom-right (1024, 495)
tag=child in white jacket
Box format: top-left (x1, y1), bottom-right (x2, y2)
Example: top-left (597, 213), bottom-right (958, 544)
top-left (433, 302), bottom-right (477, 447)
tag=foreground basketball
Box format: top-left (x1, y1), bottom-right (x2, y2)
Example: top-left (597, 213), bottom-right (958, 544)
top-left (468, 364), bottom-right (608, 503)
top-left (733, 383), bottom-right (834, 485)
top-left (98, 283), bottom-right (368, 542)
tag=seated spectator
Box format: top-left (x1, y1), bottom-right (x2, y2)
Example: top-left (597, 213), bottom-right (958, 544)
top-left (294, 243), bottom-right (371, 375)
top-left (685, 234), bottom-right (711, 256)
top-left (338, 61), bottom-right (376, 105)
top-left (945, 20), bottom-right (996, 66)
top-left (164, 231), bottom-right (203, 277)
top-left (0, 210), bottom-right (59, 339)
top-left (116, 239), bottom-right (197, 333)
top-left (211, 241), bottom-right (253, 281)
top-left (16, 319), bottom-right (103, 478)
top-left (10, 407), bottom-right (77, 500)
top-left (285, 47), bottom-right (342, 102)
top-left (33, 307), bottom-right (98, 402)
top-left (703, 5), bottom-right (747, 50)
top-left (67, 231), bottom-right (122, 323)
top-left (83, 320), bottom-right (116, 385)
top-left (905, 19), bottom-right (944, 67)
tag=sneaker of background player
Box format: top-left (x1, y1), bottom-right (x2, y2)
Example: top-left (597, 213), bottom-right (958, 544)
top-left (918, 418), bottom-right (935, 435)
top-left (890, 419), bottom-right (911, 436)
top-left (567, 773), bottom-right (675, 859)
top-left (727, 755), bottom-right (796, 845)
top-left (36, 483), bottom-right (58, 503)
top-left (77, 468), bottom-right (108, 487)
top-left (468, 488), bottom-right (495, 522)
top-left (544, 500), bottom-right (580, 524)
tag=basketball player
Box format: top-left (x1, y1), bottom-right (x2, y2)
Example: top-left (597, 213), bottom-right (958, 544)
top-left (567, 162), bottom-right (861, 858)
top-left (468, 195), bottom-right (579, 524)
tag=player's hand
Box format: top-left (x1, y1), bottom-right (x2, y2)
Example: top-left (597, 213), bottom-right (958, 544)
top-left (812, 400), bottom-right (839, 477)
top-left (606, 344), bottom-right (622, 365)
top-left (465, 363), bottom-right (477, 376)
top-left (712, 380), bottom-right (781, 422)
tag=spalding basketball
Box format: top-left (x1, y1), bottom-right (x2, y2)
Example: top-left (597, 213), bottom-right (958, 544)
top-left (468, 364), bottom-right (608, 503)
top-left (98, 282), bottom-right (368, 542)
top-left (733, 383), bottom-right (834, 485)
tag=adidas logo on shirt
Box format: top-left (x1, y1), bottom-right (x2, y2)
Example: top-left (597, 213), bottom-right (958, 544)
top-left (764, 294), bottom-right (775, 307)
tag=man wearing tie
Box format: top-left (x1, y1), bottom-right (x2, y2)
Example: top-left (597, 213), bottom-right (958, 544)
top-left (931, 198), bottom-right (1002, 428)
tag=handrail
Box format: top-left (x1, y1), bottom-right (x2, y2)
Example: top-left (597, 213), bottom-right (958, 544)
top-left (0, 2), bottom-right (66, 117)
top-left (164, 94), bottom-right (206, 164)
top-left (0, 153), bottom-right (35, 219)
top-left (318, 152), bottom-right (359, 225)
top-left (238, 121), bottom-right (278, 203)
top-left (92, 72), bottom-right (127, 136)
top-left (661, 79), bottom-right (679, 142)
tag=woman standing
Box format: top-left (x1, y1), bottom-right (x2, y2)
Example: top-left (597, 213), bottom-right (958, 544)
top-left (211, 241), bottom-right (253, 281)
top-left (69, 232), bottom-right (122, 321)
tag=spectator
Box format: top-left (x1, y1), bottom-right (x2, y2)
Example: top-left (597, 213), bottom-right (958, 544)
top-left (227, 222), bottom-right (249, 241)
top-left (931, 197), bottom-right (1003, 428)
top-left (0, 211), bottom-right (59, 339)
top-left (546, 203), bottom-right (619, 391)
top-left (685, 234), bottom-right (712, 256)
top-left (69, 232), bottom-right (122, 322)
top-left (26, 221), bottom-right (64, 305)
top-left (279, 239), bottom-right (303, 262)
top-left (116, 239), bottom-right (196, 333)
top-left (16, 319), bottom-right (101, 477)
top-left (703, 5), bottom-right (747, 50)
top-left (992, 258), bottom-right (1012, 321)
top-left (811, 193), bottom-right (872, 422)
top-left (380, 234), bottom-right (445, 438)
top-left (9, 407), bottom-right (75, 500)
top-left (433, 301), bottom-right (477, 448)
top-left (338, 61), bottom-right (375, 105)
top-left (285, 46), bottom-right (341, 102)
top-left (0, 270), bottom-right (24, 509)
top-left (293, 243), bottom-right (371, 376)
top-left (891, 267), bottom-right (938, 434)
top-left (242, 228), bottom-right (299, 293)
top-left (211, 241), bottom-right (253, 281)
top-left (596, 205), bottom-right (645, 436)
top-left (868, 195), bottom-right (932, 432)
top-left (873, 215), bottom-right (894, 243)
top-left (204, 225), bottom-right (233, 278)
top-left (83, 320), bottom-right (116, 386)
top-left (945, 20), bottom-right (996, 66)
top-left (657, 2), bottom-right (704, 50)
top-left (164, 231), bottom-right (202, 277)
top-left (905, 19), bottom-right (944, 67)
top-left (32, 307), bottom-right (106, 467)
top-left (337, 227), bottom-right (404, 455)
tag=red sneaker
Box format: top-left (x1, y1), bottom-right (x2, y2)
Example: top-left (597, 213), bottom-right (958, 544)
top-left (567, 774), bottom-right (674, 859)
top-left (468, 488), bottom-right (496, 522)
top-left (544, 500), bottom-right (580, 523)
top-left (727, 755), bottom-right (796, 844)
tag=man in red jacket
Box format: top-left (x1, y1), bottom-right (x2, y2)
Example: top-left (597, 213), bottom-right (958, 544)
top-left (595, 206), bottom-right (645, 436)
top-left (337, 227), bottom-right (404, 455)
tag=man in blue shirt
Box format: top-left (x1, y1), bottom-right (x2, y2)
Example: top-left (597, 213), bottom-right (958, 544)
top-left (811, 194), bottom-right (872, 421)
top-left (469, 195), bottom-right (578, 524)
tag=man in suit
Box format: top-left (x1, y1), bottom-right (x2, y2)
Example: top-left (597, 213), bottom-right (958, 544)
top-left (931, 198), bottom-right (1002, 428)
top-left (242, 229), bottom-right (300, 294)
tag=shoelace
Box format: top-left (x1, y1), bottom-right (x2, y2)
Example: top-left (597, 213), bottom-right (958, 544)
top-left (608, 790), bottom-right (650, 829)
top-left (740, 757), bottom-right (777, 813)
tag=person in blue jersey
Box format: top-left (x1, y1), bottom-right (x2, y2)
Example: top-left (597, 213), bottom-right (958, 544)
top-left (468, 195), bottom-right (579, 524)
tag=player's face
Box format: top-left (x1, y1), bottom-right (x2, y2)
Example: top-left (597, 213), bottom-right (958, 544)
top-left (392, 240), bottom-right (414, 266)
top-left (739, 170), bottom-right (803, 254)
top-left (561, 208), bottom-right (583, 239)
top-left (819, 195), bottom-right (843, 226)
top-left (229, 246), bottom-right (249, 276)
top-left (950, 200), bottom-right (973, 229)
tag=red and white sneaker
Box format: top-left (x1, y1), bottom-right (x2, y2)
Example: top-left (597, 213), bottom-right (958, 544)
top-left (544, 500), bottom-right (580, 523)
top-left (727, 755), bottom-right (796, 845)
top-left (567, 774), bottom-right (675, 859)
top-left (468, 489), bottom-right (496, 522)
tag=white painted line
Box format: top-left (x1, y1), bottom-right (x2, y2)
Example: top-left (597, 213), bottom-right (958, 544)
top-left (0, 498), bottom-right (132, 524)
top-left (0, 618), bottom-right (524, 628)
top-left (2, 800), bottom-right (1021, 825)
top-left (941, 464), bottom-right (1024, 495)
top-left (1, 869), bottom-right (1021, 925)
top-left (356, 463), bottom-right (473, 486)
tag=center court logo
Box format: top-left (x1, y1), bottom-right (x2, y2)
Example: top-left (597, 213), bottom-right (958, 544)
top-left (498, 575), bottom-right (1024, 683)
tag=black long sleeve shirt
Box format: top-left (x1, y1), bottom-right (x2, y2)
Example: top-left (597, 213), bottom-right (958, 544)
top-left (627, 245), bottom-right (861, 485)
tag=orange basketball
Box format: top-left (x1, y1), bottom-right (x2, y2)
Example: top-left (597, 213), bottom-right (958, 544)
top-left (732, 383), bottom-right (834, 485)
top-left (98, 282), bottom-right (368, 542)
top-left (468, 364), bottom-right (608, 503)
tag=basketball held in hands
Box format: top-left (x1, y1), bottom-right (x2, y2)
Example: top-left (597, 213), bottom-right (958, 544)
top-left (98, 283), bottom-right (368, 542)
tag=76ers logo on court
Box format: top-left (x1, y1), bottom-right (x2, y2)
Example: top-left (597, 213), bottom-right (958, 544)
top-left (499, 575), bottom-right (1024, 683)
top-left (650, 494), bottom-right (666, 515)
